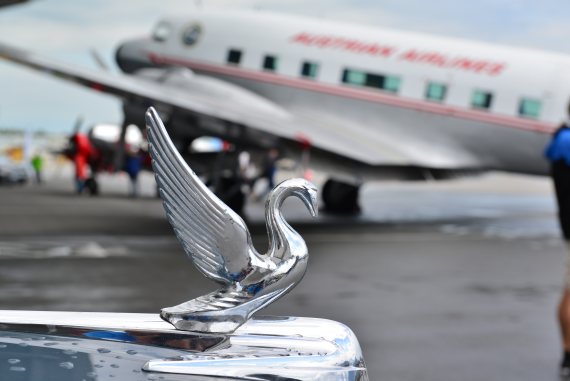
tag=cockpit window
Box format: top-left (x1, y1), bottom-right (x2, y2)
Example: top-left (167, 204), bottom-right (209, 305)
top-left (182, 24), bottom-right (202, 46)
top-left (152, 21), bottom-right (172, 42)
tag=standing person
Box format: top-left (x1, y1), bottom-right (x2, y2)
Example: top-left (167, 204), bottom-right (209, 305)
top-left (261, 148), bottom-right (279, 190)
top-left (545, 107), bottom-right (570, 378)
top-left (68, 134), bottom-right (92, 194)
top-left (124, 146), bottom-right (142, 198)
top-left (30, 154), bottom-right (43, 184)
top-left (252, 148), bottom-right (279, 200)
top-left (238, 150), bottom-right (257, 193)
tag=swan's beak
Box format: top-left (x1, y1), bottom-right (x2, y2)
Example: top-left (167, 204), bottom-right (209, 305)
top-left (308, 187), bottom-right (318, 218)
top-left (285, 178), bottom-right (318, 218)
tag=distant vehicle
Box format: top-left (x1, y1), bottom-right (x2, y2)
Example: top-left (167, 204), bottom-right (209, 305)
top-left (0, 9), bottom-right (565, 212)
top-left (0, 156), bottom-right (28, 185)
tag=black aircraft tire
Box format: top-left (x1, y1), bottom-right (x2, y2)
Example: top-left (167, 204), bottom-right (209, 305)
top-left (217, 176), bottom-right (245, 217)
top-left (322, 179), bottom-right (361, 214)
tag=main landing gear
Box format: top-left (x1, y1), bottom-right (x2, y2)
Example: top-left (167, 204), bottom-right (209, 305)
top-left (213, 173), bottom-right (246, 217)
top-left (321, 179), bottom-right (361, 215)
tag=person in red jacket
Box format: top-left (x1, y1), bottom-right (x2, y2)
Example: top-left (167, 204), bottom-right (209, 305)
top-left (68, 133), bottom-right (93, 194)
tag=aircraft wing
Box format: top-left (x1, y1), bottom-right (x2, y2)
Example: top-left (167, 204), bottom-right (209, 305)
top-left (0, 42), bottom-right (479, 178)
top-left (0, 0), bottom-right (29, 8)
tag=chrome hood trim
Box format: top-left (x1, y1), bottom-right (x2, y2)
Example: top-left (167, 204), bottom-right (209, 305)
top-left (0, 311), bottom-right (368, 380)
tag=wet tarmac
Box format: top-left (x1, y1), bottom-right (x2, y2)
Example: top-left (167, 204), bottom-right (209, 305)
top-left (0, 171), bottom-right (565, 381)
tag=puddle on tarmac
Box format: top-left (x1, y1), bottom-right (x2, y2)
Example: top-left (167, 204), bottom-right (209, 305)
top-left (0, 236), bottom-right (180, 259)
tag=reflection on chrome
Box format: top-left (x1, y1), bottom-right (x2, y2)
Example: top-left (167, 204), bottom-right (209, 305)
top-left (147, 107), bottom-right (319, 334)
top-left (0, 329), bottom-right (186, 381)
top-left (145, 317), bottom-right (368, 381)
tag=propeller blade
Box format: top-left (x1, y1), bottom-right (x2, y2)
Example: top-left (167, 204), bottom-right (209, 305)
top-left (72, 115), bottom-right (84, 134)
top-left (90, 49), bottom-right (109, 71)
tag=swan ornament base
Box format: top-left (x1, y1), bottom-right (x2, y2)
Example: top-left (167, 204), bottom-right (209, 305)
top-left (146, 107), bottom-right (318, 334)
top-left (161, 285), bottom-right (292, 333)
top-left (144, 316), bottom-right (369, 381)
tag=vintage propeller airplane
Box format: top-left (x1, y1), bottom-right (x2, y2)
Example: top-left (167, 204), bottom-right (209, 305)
top-left (0, 9), bottom-right (565, 212)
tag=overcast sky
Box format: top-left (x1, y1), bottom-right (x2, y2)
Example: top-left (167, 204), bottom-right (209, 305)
top-left (1, 0), bottom-right (570, 132)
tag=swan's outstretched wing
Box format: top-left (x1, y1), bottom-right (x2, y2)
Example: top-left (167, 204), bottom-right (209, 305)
top-left (146, 107), bottom-right (252, 284)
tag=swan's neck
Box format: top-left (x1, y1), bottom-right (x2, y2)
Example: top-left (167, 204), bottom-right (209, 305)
top-left (265, 187), bottom-right (303, 259)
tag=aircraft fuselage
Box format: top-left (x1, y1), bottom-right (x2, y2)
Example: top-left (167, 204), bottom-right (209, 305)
top-left (115, 10), bottom-right (570, 176)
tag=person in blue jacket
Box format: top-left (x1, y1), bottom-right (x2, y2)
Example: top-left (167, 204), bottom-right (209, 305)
top-left (545, 112), bottom-right (570, 378)
top-left (124, 147), bottom-right (143, 198)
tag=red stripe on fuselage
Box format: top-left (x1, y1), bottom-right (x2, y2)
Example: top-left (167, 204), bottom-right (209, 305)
top-left (147, 52), bottom-right (556, 134)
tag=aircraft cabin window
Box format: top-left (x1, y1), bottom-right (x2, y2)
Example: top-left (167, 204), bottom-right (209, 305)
top-left (152, 21), bottom-right (172, 42)
top-left (227, 49), bottom-right (242, 65)
top-left (342, 69), bottom-right (401, 93)
top-left (383, 76), bottom-right (401, 93)
top-left (342, 69), bottom-right (366, 86)
top-left (426, 82), bottom-right (447, 102)
top-left (519, 98), bottom-right (542, 119)
top-left (471, 90), bottom-right (493, 110)
top-left (263, 55), bottom-right (279, 71)
top-left (301, 61), bottom-right (319, 78)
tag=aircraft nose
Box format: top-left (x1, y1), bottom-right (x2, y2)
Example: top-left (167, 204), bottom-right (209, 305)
top-left (115, 39), bottom-right (152, 74)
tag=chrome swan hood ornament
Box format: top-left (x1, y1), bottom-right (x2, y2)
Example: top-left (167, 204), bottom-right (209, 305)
top-left (0, 108), bottom-right (367, 380)
top-left (146, 107), bottom-right (318, 333)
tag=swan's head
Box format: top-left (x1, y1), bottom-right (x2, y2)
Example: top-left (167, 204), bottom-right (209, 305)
top-left (272, 178), bottom-right (318, 218)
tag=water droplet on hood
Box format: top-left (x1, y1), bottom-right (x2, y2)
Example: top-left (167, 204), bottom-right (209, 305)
top-left (59, 362), bottom-right (74, 370)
